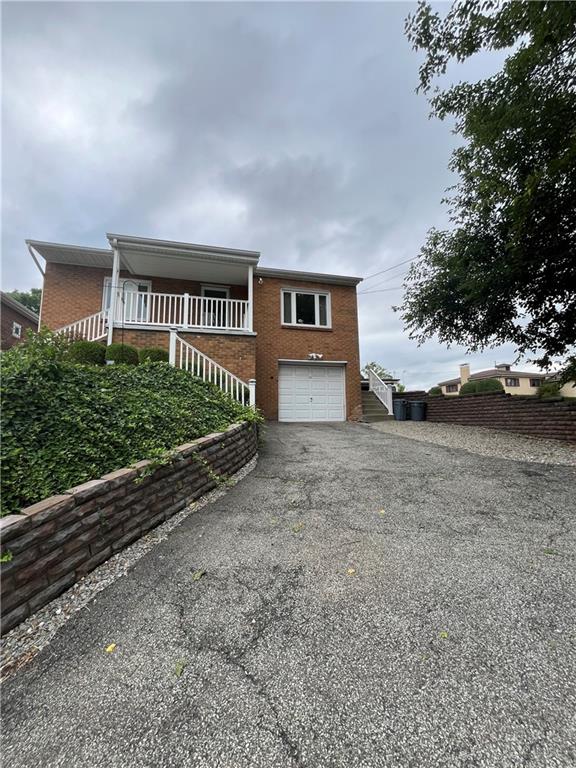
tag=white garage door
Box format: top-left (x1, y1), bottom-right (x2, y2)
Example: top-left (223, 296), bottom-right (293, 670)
top-left (278, 364), bottom-right (346, 422)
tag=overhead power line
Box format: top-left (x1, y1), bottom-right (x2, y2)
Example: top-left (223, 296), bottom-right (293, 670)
top-left (362, 256), bottom-right (417, 283)
top-left (358, 285), bottom-right (403, 295)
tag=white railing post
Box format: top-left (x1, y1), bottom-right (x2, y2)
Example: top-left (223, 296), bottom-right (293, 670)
top-left (183, 294), bottom-right (190, 328)
top-left (107, 244), bottom-right (120, 345)
top-left (248, 379), bottom-right (256, 408)
top-left (247, 265), bottom-right (254, 331)
top-left (169, 329), bottom-right (177, 366)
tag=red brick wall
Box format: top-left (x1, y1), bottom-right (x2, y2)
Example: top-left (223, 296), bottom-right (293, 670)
top-left (1, 301), bottom-right (38, 350)
top-left (253, 276), bottom-right (362, 420)
top-left (40, 263), bottom-right (247, 330)
top-left (425, 392), bottom-right (576, 442)
top-left (112, 329), bottom-right (256, 383)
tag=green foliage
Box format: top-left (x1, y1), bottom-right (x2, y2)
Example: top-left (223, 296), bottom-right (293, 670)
top-left (68, 340), bottom-right (106, 366)
top-left (400, 1), bottom-right (576, 368)
top-left (476, 378), bottom-right (504, 393)
top-left (428, 386), bottom-right (442, 396)
top-left (139, 347), bottom-right (169, 363)
top-left (1, 351), bottom-right (260, 515)
top-left (538, 381), bottom-right (561, 399)
top-left (459, 378), bottom-right (503, 395)
top-left (105, 343), bottom-right (139, 365)
top-left (8, 288), bottom-right (41, 314)
top-left (362, 362), bottom-right (394, 380)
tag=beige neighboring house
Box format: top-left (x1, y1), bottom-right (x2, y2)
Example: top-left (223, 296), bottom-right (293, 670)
top-left (438, 363), bottom-right (547, 396)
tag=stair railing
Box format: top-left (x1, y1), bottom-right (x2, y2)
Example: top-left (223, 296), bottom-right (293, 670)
top-left (368, 369), bottom-right (394, 415)
top-left (169, 330), bottom-right (255, 408)
top-left (55, 310), bottom-right (109, 342)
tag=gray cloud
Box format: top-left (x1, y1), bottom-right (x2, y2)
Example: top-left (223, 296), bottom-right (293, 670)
top-left (1, 1), bottom-right (535, 389)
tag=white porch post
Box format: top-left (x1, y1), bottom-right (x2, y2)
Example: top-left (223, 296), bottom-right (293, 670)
top-left (169, 329), bottom-right (177, 366)
top-left (107, 244), bottom-right (120, 346)
top-left (247, 265), bottom-right (254, 332)
top-left (248, 378), bottom-right (256, 408)
top-left (183, 293), bottom-right (190, 328)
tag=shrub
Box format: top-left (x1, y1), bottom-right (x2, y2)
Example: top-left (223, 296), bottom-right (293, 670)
top-left (105, 343), bottom-right (139, 365)
top-left (139, 347), bottom-right (169, 363)
top-left (476, 378), bottom-right (504, 393)
top-left (538, 381), bottom-right (561, 399)
top-left (68, 340), bottom-right (106, 365)
top-left (428, 386), bottom-right (442, 396)
top-left (1, 359), bottom-right (261, 516)
top-left (460, 378), bottom-right (503, 394)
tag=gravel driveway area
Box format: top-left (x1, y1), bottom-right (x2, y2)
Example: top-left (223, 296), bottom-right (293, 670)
top-left (2, 422), bottom-right (576, 767)
top-left (371, 420), bottom-right (576, 466)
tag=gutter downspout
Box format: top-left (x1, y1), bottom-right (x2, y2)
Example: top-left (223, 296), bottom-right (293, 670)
top-left (26, 242), bottom-right (45, 330)
top-left (108, 239), bottom-right (120, 346)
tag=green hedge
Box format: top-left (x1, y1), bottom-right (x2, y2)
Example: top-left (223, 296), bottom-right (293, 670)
top-left (428, 386), bottom-right (442, 396)
top-left (538, 381), bottom-right (561, 398)
top-left (1, 345), bottom-right (260, 515)
top-left (106, 343), bottom-right (139, 365)
top-left (68, 340), bottom-right (106, 365)
top-left (460, 378), bottom-right (503, 394)
top-left (139, 347), bottom-right (169, 363)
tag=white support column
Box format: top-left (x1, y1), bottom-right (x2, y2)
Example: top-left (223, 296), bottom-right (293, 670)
top-left (247, 265), bottom-right (254, 332)
top-left (107, 244), bottom-right (120, 346)
top-left (183, 294), bottom-right (190, 328)
top-left (169, 329), bottom-right (177, 366)
top-left (248, 379), bottom-right (256, 409)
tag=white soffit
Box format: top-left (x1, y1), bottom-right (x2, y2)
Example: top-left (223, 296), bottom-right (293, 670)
top-left (26, 240), bottom-right (116, 269)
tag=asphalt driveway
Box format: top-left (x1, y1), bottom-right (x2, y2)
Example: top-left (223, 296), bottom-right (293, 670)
top-left (2, 422), bottom-right (576, 767)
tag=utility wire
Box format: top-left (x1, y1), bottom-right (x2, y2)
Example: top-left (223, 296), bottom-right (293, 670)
top-left (358, 286), bottom-right (403, 295)
top-left (362, 256), bottom-right (417, 283)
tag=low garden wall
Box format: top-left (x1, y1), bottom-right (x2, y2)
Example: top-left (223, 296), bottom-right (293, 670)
top-left (396, 391), bottom-right (576, 442)
top-left (0, 422), bottom-right (258, 635)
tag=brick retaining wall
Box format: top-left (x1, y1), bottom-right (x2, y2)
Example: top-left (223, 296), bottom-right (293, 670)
top-left (0, 422), bottom-right (258, 635)
top-left (395, 391), bottom-right (576, 442)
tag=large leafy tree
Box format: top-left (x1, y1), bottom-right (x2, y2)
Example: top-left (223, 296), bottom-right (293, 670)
top-left (8, 288), bottom-right (42, 314)
top-left (400, 1), bottom-right (576, 370)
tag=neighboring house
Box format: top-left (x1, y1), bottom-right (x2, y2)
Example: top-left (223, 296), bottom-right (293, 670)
top-left (438, 363), bottom-right (547, 396)
top-left (544, 371), bottom-right (576, 398)
top-left (28, 234), bottom-right (363, 422)
top-left (0, 291), bottom-right (39, 350)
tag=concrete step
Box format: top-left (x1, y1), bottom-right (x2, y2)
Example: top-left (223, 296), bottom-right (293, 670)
top-left (363, 414), bottom-right (395, 422)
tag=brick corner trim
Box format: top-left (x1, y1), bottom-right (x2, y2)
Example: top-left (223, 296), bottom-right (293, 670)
top-left (0, 422), bottom-right (258, 635)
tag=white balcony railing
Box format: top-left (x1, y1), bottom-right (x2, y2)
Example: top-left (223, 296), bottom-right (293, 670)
top-left (368, 369), bottom-right (394, 415)
top-left (116, 292), bottom-right (250, 331)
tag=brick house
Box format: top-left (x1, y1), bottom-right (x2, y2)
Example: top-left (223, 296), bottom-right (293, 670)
top-left (0, 292), bottom-right (39, 351)
top-left (28, 234), bottom-right (365, 421)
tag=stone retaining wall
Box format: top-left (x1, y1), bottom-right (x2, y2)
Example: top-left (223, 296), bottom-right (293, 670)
top-left (395, 391), bottom-right (576, 442)
top-left (0, 422), bottom-right (258, 635)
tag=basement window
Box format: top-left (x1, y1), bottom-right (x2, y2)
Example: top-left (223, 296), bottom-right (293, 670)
top-left (281, 290), bottom-right (331, 328)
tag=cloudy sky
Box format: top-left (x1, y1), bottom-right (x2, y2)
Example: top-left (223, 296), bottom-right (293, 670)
top-left (1, 1), bottom-right (539, 388)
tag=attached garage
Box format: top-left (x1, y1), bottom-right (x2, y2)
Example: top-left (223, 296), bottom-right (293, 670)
top-left (278, 362), bottom-right (346, 422)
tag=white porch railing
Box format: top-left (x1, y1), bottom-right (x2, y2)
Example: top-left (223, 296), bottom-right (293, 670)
top-left (169, 331), bottom-right (255, 407)
top-left (368, 369), bottom-right (394, 415)
top-left (56, 310), bottom-right (109, 342)
top-left (117, 292), bottom-right (250, 331)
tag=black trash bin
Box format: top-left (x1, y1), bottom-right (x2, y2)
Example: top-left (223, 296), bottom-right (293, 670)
top-left (410, 400), bottom-right (427, 421)
top-left (393, 399), bottom-right (408, 421)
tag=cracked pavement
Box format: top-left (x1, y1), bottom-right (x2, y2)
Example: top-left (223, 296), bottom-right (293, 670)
top-left (2, 422), bottom-right (576, 767)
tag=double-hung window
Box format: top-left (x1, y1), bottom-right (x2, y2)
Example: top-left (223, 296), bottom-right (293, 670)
top-left (281, 290), bottom-right (331, 328)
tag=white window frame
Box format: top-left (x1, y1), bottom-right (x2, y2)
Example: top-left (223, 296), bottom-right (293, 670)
top-left (12, 321), bottom-right (22, 339)
top-left (281, 289), bottom-right (332, 329)
top-left (201, 284), bottom-right (230, 299)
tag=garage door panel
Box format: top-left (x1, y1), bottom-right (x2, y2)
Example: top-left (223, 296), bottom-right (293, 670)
top-left (278, 363), bottom-right (345, 422)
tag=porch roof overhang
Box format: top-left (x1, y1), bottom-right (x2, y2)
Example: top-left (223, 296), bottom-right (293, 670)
top-left (27, 235), bottom-right (261, 284)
